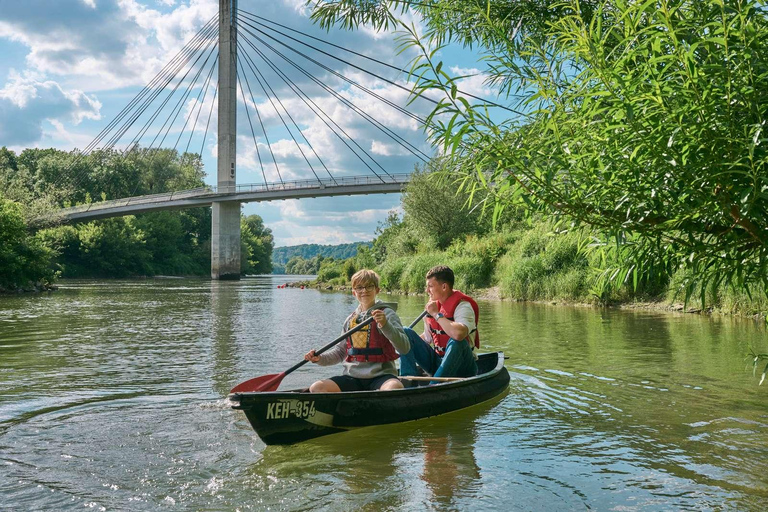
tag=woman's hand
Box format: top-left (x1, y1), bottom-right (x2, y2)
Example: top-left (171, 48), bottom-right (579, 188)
top-left (304, 349), bottom-right (320, 363)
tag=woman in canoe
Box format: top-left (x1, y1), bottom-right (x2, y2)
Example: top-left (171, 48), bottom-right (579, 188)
top-left (303, 269), bottom-right (411, 392)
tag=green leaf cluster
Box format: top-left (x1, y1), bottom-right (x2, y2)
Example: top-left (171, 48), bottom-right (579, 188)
top-left (0, 198), bottom-right (56, 290)
top-left (309, 0), bottom-right (768, 306)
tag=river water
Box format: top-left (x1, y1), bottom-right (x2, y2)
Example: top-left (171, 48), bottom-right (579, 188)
top-left (1, 276), bottom-right (767, 511)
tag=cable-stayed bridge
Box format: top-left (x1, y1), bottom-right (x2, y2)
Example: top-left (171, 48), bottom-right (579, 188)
top-left (46, 174), bottom-right (410, 224)
top-left (37, 0), bottom-right (511, 279)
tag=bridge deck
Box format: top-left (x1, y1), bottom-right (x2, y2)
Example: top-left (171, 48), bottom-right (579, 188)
top-left (36, 174), bottom-right (410, 226)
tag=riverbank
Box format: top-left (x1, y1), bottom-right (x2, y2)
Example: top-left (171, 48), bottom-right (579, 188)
top-left (0, 281), bottom-right (58, 294)
top-left (285, 280), bottom-right (767, 323)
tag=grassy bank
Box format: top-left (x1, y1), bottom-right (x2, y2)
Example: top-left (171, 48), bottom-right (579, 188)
top-left (298, 219), bottom-right (766, 322)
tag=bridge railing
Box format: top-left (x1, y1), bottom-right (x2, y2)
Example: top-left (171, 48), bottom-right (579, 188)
top-left (59, 186), bottom-right (216, 215)
top-left (54, 174), bottom-right (411, 215)
top-left (212, 173), bottom-right (411, 194)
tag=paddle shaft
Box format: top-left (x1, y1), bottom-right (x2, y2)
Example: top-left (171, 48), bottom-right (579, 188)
top-left (283, 316), bottom-right (376, 376)
top-left (408, 310), bottom-right (429, 329)
top-left (284, 310), bottom-right (426, 376)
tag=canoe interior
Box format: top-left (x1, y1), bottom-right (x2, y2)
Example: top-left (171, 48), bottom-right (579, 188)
top-left (230, 352), bottom-right (510, 445)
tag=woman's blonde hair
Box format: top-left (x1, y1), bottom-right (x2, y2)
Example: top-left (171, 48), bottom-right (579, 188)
top-left (351, 269), bottom-right (380, 289)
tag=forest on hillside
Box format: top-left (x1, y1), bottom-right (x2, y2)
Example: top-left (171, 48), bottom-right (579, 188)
top-left (272, 242), bottom-right (371, 274)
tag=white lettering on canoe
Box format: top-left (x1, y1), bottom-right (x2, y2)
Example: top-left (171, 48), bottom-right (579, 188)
top-left (266, 400), bottom-right (316, 420)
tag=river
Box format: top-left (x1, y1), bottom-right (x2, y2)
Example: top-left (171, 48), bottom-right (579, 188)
top-left (1, 276), bottom-right (767, 510)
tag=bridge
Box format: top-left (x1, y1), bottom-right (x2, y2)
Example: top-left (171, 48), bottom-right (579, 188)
top-left (39, 174), bottom-right (409, 225)
top-left (39, 0), bottom-right (506, 279)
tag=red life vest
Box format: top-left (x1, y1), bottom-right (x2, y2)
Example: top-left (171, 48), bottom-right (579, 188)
top-left (344, 306), bottom-right (399, 363)
top-left (425, 290), bottom-right (480, 357)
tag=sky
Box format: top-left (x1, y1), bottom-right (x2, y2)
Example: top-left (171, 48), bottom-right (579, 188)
top-left (0, 0), bottom-right (494, 246)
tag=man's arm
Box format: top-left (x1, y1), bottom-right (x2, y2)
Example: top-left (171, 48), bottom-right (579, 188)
top-left (426, 300), bottom-right (470, 341)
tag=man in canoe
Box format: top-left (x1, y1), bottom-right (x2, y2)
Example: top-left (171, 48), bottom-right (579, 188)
top-left (400, 265), bottom-right (479, 380)
top-left (303, 269), bottom-right (411, 392)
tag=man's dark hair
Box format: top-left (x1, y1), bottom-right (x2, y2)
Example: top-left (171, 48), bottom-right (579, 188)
top-left (426, 265), bottom-right (454, 288)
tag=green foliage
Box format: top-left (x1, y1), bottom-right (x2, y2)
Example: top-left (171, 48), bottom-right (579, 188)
top-left (309, 0), bottom-right (768, 306)
top-left (0, 146), bottom-right (214, 279)
top-left (317, 258), bottom-right (344, 282)
top-left (378, 256), bottom-right (409, 289)
top-left (401, 163), bottom-right (481, 250)
top-left (284, 254), bottom-right (325, 275)
top-left (668, 268), bottom-right (768, 316)
top-left (71, 217), bottom-right (151, 278)
top-left (0, 198), bottom-right (57, 290)
top-left (396, 253), bottom-right (447, 293)
top-left (495, 224), bottom-right (591, 301)
top-left (241, 214), bottom-right (274, 275)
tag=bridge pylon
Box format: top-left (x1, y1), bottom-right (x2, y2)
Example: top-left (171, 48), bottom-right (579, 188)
top-left (212, 0), bottom-right (241, 280)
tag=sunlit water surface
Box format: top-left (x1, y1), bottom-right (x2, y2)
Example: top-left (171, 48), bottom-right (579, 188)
top-left (1, 277), bottom-right (767, 510)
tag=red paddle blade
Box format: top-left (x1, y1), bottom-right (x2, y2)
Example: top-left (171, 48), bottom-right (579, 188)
top-left (229, 372), bottom-right (286, 393)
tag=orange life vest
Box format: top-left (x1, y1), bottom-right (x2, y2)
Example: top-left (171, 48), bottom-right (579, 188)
top-left (344, 306), bottom-right (399, 363)
top-left (425, 290), bottom-right (480, 357)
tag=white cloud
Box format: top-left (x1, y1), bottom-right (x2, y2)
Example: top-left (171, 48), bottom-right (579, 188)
top-left (0, 72), bottom-right (101, 145)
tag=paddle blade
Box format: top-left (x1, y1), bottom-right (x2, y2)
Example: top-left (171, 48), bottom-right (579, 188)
top-left (229, 372), bottom-right (286, 393)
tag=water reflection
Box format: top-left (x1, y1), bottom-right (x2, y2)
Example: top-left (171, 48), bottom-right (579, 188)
top-left (241, 398), bottom-right (503, 511)
top-left (210, 280), bottom-right (240, 396)
top-left (419, 411), bottom-right (482, 509)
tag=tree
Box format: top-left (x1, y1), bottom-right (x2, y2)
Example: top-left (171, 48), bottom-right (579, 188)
top-left (241, 214), bottom-right (274, 275)
top-left (0, 198), bottom-right (56, 290)
top-left (402, 163), bottom-right (479, 249)
top-left (310, 0), bottom-right (768, 300)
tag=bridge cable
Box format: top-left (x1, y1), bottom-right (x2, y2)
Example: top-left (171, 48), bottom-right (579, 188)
top-left (145, 42), bottom-right (219, 155)
top-left (238, 9), bottom-right (530, 118)
top-left (51, 17), bottom-right (218, 189)
top-left (67, 25), bottom-right (215, 195)
top-left (76, 16), bottom-right (218, 158)
top-left (237, 42), bottom-right (330, 184)
top-left (104, 21), bottom-right (219, 153)
top-left (180, 53), bottom-right (219, 154)
top-left (238, 20), bottom-right (430, 164)
top-left (235, 65), bottom-right (268, 187)
top-left (239, 29), bottom-right (396, 181)
top-left (236, 15), bottom-right (436, 159)
top-left (111, 28), bottom-right (218, 196)
top-left (242, 34), bottom-right (393, 181)
top-left (125, 42), bottom-right (218, 197)
top-left (238, 12), bottom-right (426, 127)
top-left (200, 84), bottom-right (218, 160)
top-left (122, 30), bottom-right (219, 158)
top-left (235, 54), bottom-right (284, 186)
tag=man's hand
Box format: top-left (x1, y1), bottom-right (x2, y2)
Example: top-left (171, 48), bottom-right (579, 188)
top-left (426, 300), bottom-right (440, 317)
top-left (371, 309), bottom-right (387, 329)
top-left (304, 349), bottom-right (320, 363)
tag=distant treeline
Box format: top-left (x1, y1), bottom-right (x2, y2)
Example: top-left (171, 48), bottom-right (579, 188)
top-left (0, 147), bottom-right (273, 291)
top-left (272, 242), bottom-right (371, 274)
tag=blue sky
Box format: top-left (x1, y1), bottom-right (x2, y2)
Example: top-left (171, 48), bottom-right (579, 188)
top-left (0, 0), bottom-right (495, 246)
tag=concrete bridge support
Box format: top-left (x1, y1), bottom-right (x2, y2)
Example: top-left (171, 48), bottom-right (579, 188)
top-left (212, 0), bottom-right (240, 280)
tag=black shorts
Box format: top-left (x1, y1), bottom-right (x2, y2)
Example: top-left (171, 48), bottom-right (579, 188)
top-left (329, 374), bottom-right (399, 392)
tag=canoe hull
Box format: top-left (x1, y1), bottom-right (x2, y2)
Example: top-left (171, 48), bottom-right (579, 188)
top-left (230, 352), bottom-right (510, 445)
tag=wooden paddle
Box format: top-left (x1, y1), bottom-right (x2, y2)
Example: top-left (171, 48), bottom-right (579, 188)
top-left (230, 304), bottom-right (423, 394)
top-left (229, 316), bottom-right (376, 394)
